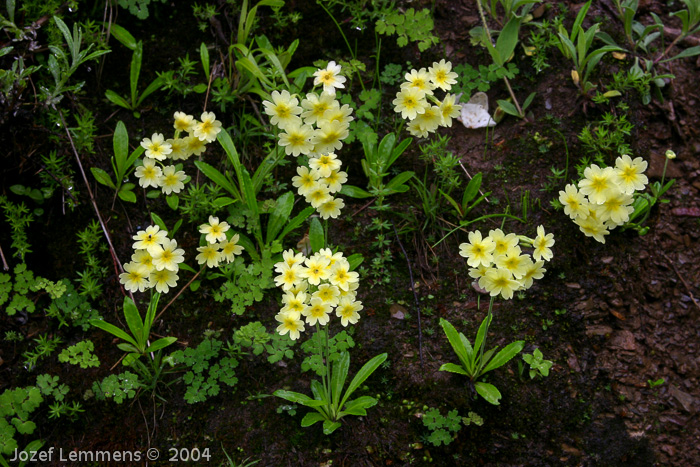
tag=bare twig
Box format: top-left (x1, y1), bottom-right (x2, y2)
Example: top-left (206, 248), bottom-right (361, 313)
top-left (55, 106), bottom-right (124, 280)
top-left (458, 160), bottom-right (490, 203)
top-left (0, 244), bottom-right (9, 271)
top-left (392, 223), bottom-right (423, 369)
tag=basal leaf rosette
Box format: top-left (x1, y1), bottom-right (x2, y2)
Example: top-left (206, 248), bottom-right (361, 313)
top-left (458, 227), bottom-right (554, 300)
top-left (559, 154), bottom-right (649, 243)
top-left (393, 59), bottom-right (462, 138)
top-left (135, 111), bottom-right (222, 195)
top-left (273, 248), bottom-right (361, 340)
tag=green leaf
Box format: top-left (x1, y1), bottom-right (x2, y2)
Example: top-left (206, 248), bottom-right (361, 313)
top-left (135, 76), bottom-right (165, 108)
top-left (145, 337), bottom-right (177, 353)
top-left (105, 89), bottom-right (131, 109)
top-left (194, 161), bottom-right (241, 201)
top-left (109, 23), bottom-right (138, 51)
top-left (662, 45), bottom-right (700, 62)
top-left (439, 362), bottom-right (469, 375)
top-left (166, 194), bottom-right (179, 210)
top-left (112, 121), bottom-right (129, 176)
top-left (330, 352), bottom-right (350, 410)
top-left (118, 188), bottom-right (137, 203)
top-left (322, 420), bottom-right (341, 435)
top-left (339, 185), bottom-right (373, 199)
top-left (301, 412), bottom-right (326, 427)
top-left (309, 217), bottom-right (324, 253)
top-left (495, 17), bottom-right (522, 64)
top-left (90, 167), bottom-right (115, 189)
top-left (150, 212), bottom-right (167, 232)
top-left (462, 172), bottom-right (482, 206)
top-left (130, 42), bottom-right (143, 106)
top-left (339, 353), bottom-right (387, 409)
top-left (385, 171), bottom-right (415, 193)
top-left (89, 319), bottom-right (138, 348)
top-left (277, 206), bottom-right (314, 244)
top-left (122, 296), bottom-right (145, 350)
top-left (482, 341), bottom-right (524, 374)
top-left (342, 395), bottom-right (378, 414)
top-left (475, 381), bottom-right (502, 405)
top-left (274, 389), bottom-right (315, 405)
top-left (267, 191), bottom-right (294, 244)
top-left (439, 318), bottom-right (472, 374)
top-left (200, 42), bottom-right (210, 80)
top-left (497, 99), bottom-right (520, 117)
top-left (346, 253), bottom-right (363, 271)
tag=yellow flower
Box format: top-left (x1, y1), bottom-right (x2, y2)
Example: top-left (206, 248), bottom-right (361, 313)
top-left (275, 310), bottom-right (305, 340)
top-left (322, 103), bottom-right (354, 126)
top-left (184, 135), bottom-right (207, 156)
top-left (324, 169), bottom-right (347, 193)
top-left (131, 249), bottom-right (155, 274)
top-left (159, 165), bottom-right (186, 195)
top-left (481, 268), bottom-right (521, 300)
top-left (305, 184), bottom-right (332, 209)
top-left (193, 111), bottom-right (222, 143)
top-left (119, 262), bottom-right (150, 293)
top-left (303, 297), bottom-right (332, 326)
top-left (438, 93), bottom-right (462, 127)
top-left (412, 105), bottom-right (442, 135)
top-left (173, 111), bottom-right (195, 132)
top-left (392, 87), bottom-right (427, 120)
top-left (558, 184), bottom-right (590, 220)
top-left (140, 133), bottom-right (172, 161)
top-left (278, 121), bottom-right (315, 157)
top-left (292, 166), bottom-right (319, 197)
top-left (219, 234), bottom-right (244, 262)
top-left (495, 252), bottom-right (530, 280)
top-left (313, 283), bottom-right (340, 307)
top-left (301, 256), bottom-right (331, 285)
top-left (428, 59), bottom-right (458, 91)
top-left (196, 244), bottom-right (222, 268)
top-left (459, 230), bottom-right (495, 268)
top-left (135, 157), bottom-right (162, 188)
top-left (336, 298), bottom-right (362, 327)
top-left (151, 238), bottom-right (185, 272)
top-left (274, 262), bottom-right (305, 291)
top-left (329, 263), bottom-right (359, 291)
top-left (275, 249), bottom-right (304, 272)
top-left (263, 90), bottom-right (302, 130)
top-left (313, 61), bottom-right (346, 95)
top-left (301, 92), bottom-right (335, 125)
top-left (519, 259), bottom-right (545, 290)
top-left (532, 226), bottom-right (555, 262)
top-left (574, 214), bottom-right (610, 244)
top-left (148, 268), bottom-right (178, 294)
top-left (401, 68), bottom-right (435, 95)
top-left (309, 153), bottom-right (341, 178)
top-left (317, 197), bottom-right (344, 219)
top-left (613, 154), bottom-right (648, 194)
top-left (488, 228), bottom-right (519, 259)
top-left (133, 225), bottom-right (168, 254)
top-left (599, 191), bottom-right (634, 226)
top-left (281, 291), bottom-right (308, 317)
top-left (311, 119), bottom-right (349, 154)
top-left (578, 164), bottom-right (617, 205)
top-left (167, 137), bottom-right (190, 160)
top-left (199, 215), bottom-right (230, 244)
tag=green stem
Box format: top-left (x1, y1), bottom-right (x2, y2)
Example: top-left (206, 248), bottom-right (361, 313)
top-left (503, 76), bottom-right (524, 118)
top-left (318, 2), bottom-right (366, 92)
top-left (476, 297), bottom-right (495, 376)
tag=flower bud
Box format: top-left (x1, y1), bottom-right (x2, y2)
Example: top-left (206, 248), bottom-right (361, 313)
top-left (665, 149), bottom-right (676, 160)
top-left (571, 70), bottom-right (580, 86)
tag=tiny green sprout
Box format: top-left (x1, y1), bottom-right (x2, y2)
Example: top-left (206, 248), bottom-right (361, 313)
top-left (522, 348), bottom-right (553, 379)
top-left (647, 378), bottom-right (665, 389)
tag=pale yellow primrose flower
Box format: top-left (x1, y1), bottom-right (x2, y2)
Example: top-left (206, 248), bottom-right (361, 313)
top-left (184, 135), bottom-right (206, 156)
top-left (301, 92), bottom-right (335, 125)
top-left (274, 262), bottom-right (304, 291)
top-left (322, 103), bottom-right (354, 126)
top-left (159, 165), bottom-right (186, 195)
top-left (313, 283), bottom-right (341, 307)
top-left (119, 262), bottom-right (150, 293)
top-left (311, 119), bottom-right (349, 154)
top-left (131, 249), bottom-right (155, 274)
top-left (263, 90), bottom-right (302, 130)
top-left (278, 121), bottom-right (315, 157)
top-left (428, 59), bottom-right (458, 91)
top-left (305, 184), bottom-right (332, 209)
top-left (481, 267), bottom-right (521, 300)
top-left (459, 230), bottom-right (495, 268)
top-left (301, 255), bottom-right (331, 286)
top-left (193, 111), bottom-right (222, 143)
top-left (313, 61), bottom-right (346, 95)
top-left (329, 263), bottom-right (359, 291)
top-left (199, 215), bottom-right (230, 244)
top-left (559, 184), bottom-right (590, 220)
top-left (292, 166), bottom-right (319, 197)
top-left (325, 169), bottom-right (347, 193)
top-left (133, 225), bottom-right (168, 254)
top-left (281, 291), bottom-right (308, 317)
top-left (532, 225), bottom-right (555, 262)
top-left (303, 297), bottom-right (332, 326)
top-left (141, 133), bottom-right (172, 161)
top-left (167, 137), bottom-right (190, 160)
top-left (401, 68), bottom-right (435, 95)
top-left (135, 157), bottom-right (162, 188)
top-left (438, 93), bottom-right (462, 127)
top-left (196, 244), bottom-right (222, 268)
top-left (336, 299), bottom-right (362, 327)
top-left (309, 153), bottom-right (341, 178)
top-left (519, 260), bottom-right (546, 290)
top-left (275, 310), bottom-right (305, 340)
top-left (578, 164), bottom-right (617, 205)
top-left (173, 111), bottom-right (195, 132)
top-left (148, 268), bottom-right (179, 294)
top-left (393, 87), bottom-right (427, 120)
top-left (317, 197), bottom-right (344, 219)
top-left (494, 252), bottom-right (530, 280)
top-left (574, 215), bottom-right (610, 244)
top-left (599, 191), bottom-right (634, 225)
top-left (219, 234), bottom-right (244, 262)
top-left (489, 228), bottom-right (519, 258)
top-left (613, 154), bottom-right (648, 194)
top-left (151, 238), bottom-right (185, 272)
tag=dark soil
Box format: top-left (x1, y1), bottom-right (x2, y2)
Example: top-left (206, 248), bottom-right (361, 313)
top-left (1, 1), bottom-right (700, 466)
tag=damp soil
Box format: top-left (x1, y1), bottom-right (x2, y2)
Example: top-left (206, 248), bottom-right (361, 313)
top-left (1, 1), bottom-right (700, 466)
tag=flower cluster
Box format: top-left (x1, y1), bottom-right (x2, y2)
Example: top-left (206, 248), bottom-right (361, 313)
top-left (459, 227), bottom-right (554, 300)
top-left (273, 248), bottom-right (361, 340)
top-left (263, 62), bottom-right (352, 218)
top-left (119, 225), bottom-right (185, 294)
top-left (196, 215), bottom-right (244, 268)
top-left (135, 111), bottom-right (222, 195)
top-left (392, 59), bottom-right (462, 138)
top-left (559, 155), bottom-right (648, 243)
